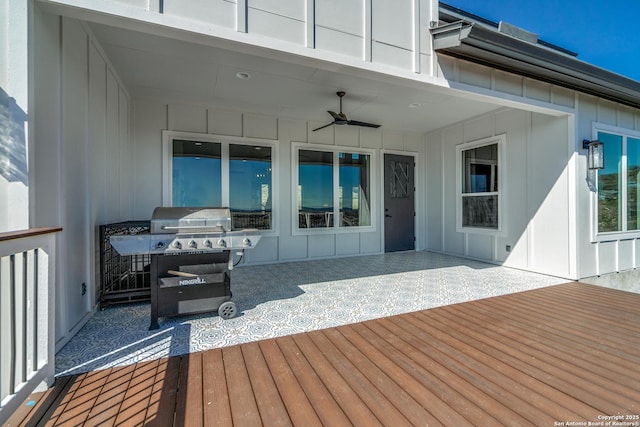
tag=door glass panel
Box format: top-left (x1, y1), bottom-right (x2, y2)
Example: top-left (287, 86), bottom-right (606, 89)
top-left (229, 144), bottom-right (272, 230)
top-left (298, 150), bottom-right (333, 228)
top-left (339, 152), bottom-right (371, 227)
top-left (172, 140), bottom-right (221, 206)
top-left (390, 160), bottom-right (409, 198)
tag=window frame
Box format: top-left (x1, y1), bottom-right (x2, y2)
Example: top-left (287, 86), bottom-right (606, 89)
top-left (456, 135), bottom-right (506, 235)
top-left (291, 142), bottom-right (376, 235)
top-left (592, 123), bottom-right (640, 242)
top-left (162, 130), bottom-right (278, 235)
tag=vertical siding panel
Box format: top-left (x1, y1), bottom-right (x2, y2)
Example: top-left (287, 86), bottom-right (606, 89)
top-left (248, 2), bottom-right (305, 44)
top-left (88, 42), bottom-right (107, 228)
top-left (413, 0), bottom-right (420, 73)
top-left (305, 0), bottom-right (315, 48)
top-left (87, 43), bottom-right (108, 306)
top-left (163, 0), bottom-right (236, 30)
top-left (364, 0), bottom-right (372, 62)
top-left (618, 240), bottom-right (634, 271)
top-left (495, 109), bottom-right (528, 267)
top-left (208, 108), bottom-right (243, 137)
top-left (61, 17), bottom-right (90, 330)
top-left (119, 87), bottom-right (130, 219)
top-left (315, 0), bottom-right (364, 59)
top-left (425, 130), bottom-right (442, 251)
top-left (237, 0), bottom-right (247, 32)
top-left (576, 94), bottom-right (598, 278)
top-left (106, 69), bottom-right (120, 223)
top-left (169, 104), bottom-right (207, 133)
top-left (442, 125), bottom-right (464, 256)
top-left (529, 113), bottom-right (570, 277)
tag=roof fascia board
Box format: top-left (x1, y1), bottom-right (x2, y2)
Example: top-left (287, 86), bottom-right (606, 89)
top-left (431, 19), bottom-right (640, 109)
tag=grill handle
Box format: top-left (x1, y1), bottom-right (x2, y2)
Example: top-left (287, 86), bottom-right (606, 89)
top-left (161, 225), bottom-right (226, 232)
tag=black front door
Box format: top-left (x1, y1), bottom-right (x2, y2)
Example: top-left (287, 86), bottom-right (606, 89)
top-left (384, 154), bottom-right (415, 252)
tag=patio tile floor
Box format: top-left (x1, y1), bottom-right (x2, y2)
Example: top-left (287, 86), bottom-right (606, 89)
top-left (55, 251), bottom-right (568, 376)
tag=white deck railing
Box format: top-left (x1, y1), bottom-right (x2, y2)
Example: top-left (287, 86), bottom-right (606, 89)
top-left (0, 227), bottom-right (60, 425)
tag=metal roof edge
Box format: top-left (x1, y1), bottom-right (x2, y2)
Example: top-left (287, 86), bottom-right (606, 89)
top-left (434, 6), bottom-right (640, 109)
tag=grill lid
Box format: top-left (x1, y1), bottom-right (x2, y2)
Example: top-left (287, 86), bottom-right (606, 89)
top-left (110, 206), bottom-right (262, 256)
top-left (151, 207), bottom-right (232, 235)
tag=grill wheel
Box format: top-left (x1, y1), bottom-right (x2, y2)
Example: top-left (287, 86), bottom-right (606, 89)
top-left (218, 301), bottom-right (238, 319)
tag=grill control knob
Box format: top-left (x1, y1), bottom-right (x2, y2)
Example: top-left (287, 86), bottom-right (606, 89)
top-left (202, 239), bottom-right (212, 248)
top-left (172, 240), bottom-right (182, 249)
top-left (217, 239), bottom-right (227, 248)
top-left (188, 240), bottom-right (197, 249)
top-left (156, 241), bottom-right (165, 249)
top-left (243, 238), bottom-right (252, 247)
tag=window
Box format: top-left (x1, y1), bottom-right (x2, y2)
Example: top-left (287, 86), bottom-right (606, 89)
top-left (172, 140), bottom-right (222, 206)
top-left (596, 128), bottom-right (640, 233)
top-left (296, 146), bottom-right (373, 230)
top-left (229, 144), bottom-right (272, 230)
top-left (168, 133), bottom-right (273, 230)
top-left (339, 152), bottom-right (371, 227)
top-left (298, 150), bottom-right (334, 228)
top-left (458, 137), bottom-right (502, 231)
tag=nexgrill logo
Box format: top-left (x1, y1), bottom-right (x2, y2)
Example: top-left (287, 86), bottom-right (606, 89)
top-left (179, 277), bottom-right (206, 286)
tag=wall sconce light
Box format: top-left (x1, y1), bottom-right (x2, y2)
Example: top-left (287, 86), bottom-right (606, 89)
top-left (583, 139), bottom-right (604, 170)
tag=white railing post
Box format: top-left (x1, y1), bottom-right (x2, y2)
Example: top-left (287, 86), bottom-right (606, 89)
top-left (0, 228), bottom-right (60, 425)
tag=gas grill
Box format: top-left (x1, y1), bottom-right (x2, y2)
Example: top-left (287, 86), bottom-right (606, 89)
top-left (109, 207), bottom-right (261, 329)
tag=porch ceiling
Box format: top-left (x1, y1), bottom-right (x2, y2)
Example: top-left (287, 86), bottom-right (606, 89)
top-left (89, 22), bottom-right (501, 134)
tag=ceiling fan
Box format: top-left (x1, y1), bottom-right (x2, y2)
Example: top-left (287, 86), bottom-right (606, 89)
top-left (313, 91), bottom-right (381, 132)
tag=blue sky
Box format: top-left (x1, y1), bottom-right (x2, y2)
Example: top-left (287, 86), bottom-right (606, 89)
top-left (443, 1), bottom-right (640, 82)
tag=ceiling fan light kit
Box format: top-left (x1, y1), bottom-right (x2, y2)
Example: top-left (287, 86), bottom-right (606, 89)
top-left (313, 91), bottom-right (381, 132)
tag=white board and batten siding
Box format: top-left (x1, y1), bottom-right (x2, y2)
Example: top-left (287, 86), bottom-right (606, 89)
top-left (426, 109), bottom-right (573, 279)
top-left (434, 56), bottom-right (640, 281)
top-left (101, 0), bottom-right (438, 78)
top-left (132, 99), bottom-right (425, 265)
top-left (32, 11), bottom-right (133, 349)
top-left (575, 93), bottom-right (640, 279)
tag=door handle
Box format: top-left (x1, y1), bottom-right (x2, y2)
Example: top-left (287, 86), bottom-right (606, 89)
top-left (385, 214), bottom-right (392, 218)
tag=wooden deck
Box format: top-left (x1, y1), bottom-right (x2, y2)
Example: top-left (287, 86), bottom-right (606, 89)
top-left (8, 282), bottom-right (640, 426)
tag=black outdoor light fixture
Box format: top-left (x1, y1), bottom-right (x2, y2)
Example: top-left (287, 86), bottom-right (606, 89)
top-left (583, 139), bottom-right (604, 170)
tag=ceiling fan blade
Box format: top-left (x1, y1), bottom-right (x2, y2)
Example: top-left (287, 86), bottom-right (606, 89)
top-left (347, 120), bottom-right (381, 129)
top-left (315, 91), bottom-right (380, 131)
top-left (312, 122), bottom-right (335, 132)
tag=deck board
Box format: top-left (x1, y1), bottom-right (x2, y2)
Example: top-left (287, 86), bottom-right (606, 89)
top-left (240, 342), bottom-right (291, 426)
top-left (224, 345), bottom-right (263, 427)
top-left (276, 336), bottom-right (349, 427)
top-left (116, 360), bottom-right (164, 425)
top-left (414, 309), bottom-right (604, 420)
top-left (392, 313), bottom-right (555, 426)
top-left (201, 349), bottom-right (233, 427)
top-left (83, 365), bottom-right (133, 426)
top-left (9, 282), bottom-right (640, 426)
top-left (292, 333), bottom-right (383, 426)
top-left (145, 356), bottom-right (180, 426)
top-left (308, 329), bottom-right (413, 426)
top-left (177, 352), bottom-right (204, 427)
top-left (258, 339), bottom-right (322, 427)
